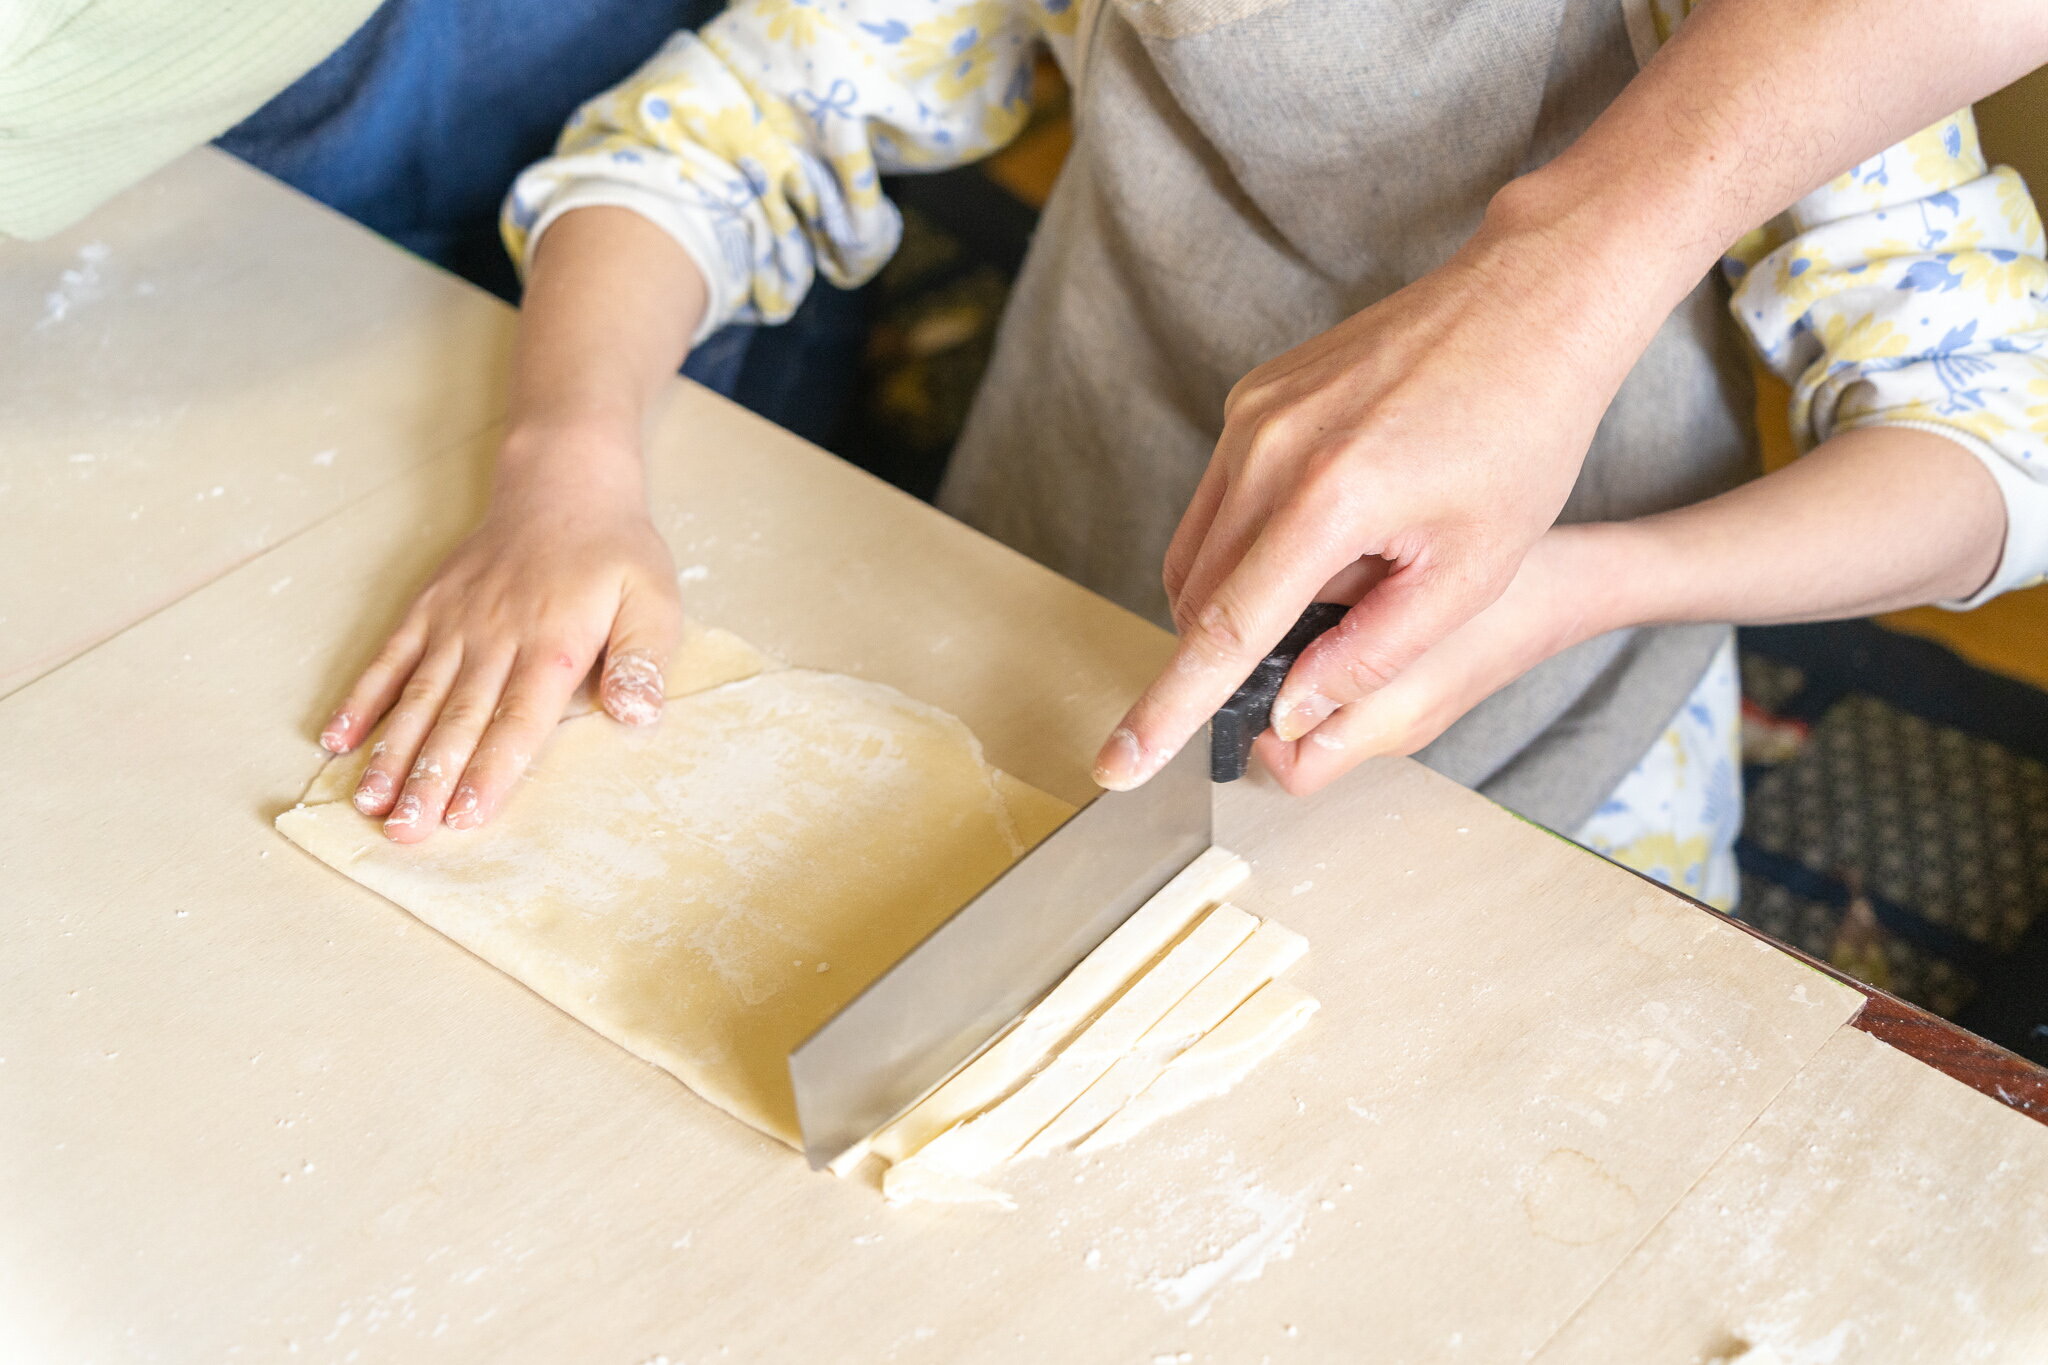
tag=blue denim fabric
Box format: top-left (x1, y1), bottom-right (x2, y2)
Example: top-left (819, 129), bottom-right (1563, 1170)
top-left (218, 0), bottom-right (866, 441)
top-left (218, 0), bottom-right (708, 299)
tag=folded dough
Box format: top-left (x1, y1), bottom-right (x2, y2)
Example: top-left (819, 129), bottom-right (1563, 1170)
top-left (878, 863), bottom-right (1318, 1210)
top-left (277, 633), bottom-right (1072, 1147)
top-left (1078, 981), bottom-right (1320, 1155)
top-left (1020, 918), bottom-right (1307, 1158)
top-left (884, 904), bottom-right (1258, 1195)
top-left (862, 847), bottom-right (1250, 1169)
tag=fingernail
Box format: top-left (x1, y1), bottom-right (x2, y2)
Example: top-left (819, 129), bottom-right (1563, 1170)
top-left (1092, 726), bottom-right (1142, 790)
top-left (384, 794), bottom-right (423, 832)
top-left (319, 711), bottom-right (354, 753)
top-left (445, 785), bottom-right (480, 829)
top-left (602, 651), bottom-right (664, 727)
top-left (353, 770), bottom-right (392, 813)
top-left (1094, 725), bottom-right (1174, 791)
top-left (1272, 692), bottom-right (1336, 743)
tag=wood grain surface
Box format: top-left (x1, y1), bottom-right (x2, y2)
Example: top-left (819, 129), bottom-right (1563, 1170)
top-left (0, 148), bottom-right (513, 700)
top-left (1610, 853), bottom-right (2048, 1126)
top-left (1709, 887), bottom-right (2048, 1128)
top-left (2, 389), bottom-right (1873, 1362)
top-left (1533, 1028), bottom-right (2048, 1363)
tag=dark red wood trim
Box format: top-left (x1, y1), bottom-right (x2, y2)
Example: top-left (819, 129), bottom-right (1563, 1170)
top-left (1713, 901), bottom-right (2048, 1128)
top-left (1850, 992), bottom-right (2048, 1126)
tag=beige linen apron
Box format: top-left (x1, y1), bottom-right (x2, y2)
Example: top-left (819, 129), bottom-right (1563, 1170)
top-left (938, 0), bottom-right (1754, 833)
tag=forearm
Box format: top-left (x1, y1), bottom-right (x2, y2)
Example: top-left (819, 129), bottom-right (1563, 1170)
top-left (1494, 0), bottom-right (2048, 314)
top-left (1589, 426), bottom-right (2006, 631)
top-left (497, 206), bottom-right (708, 505)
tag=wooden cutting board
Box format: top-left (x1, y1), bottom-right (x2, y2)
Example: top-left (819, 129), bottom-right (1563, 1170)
top-left (1, 149), bottom-right (2041, 1363)
top-left (0, 381), bottom-right (1860, 1362)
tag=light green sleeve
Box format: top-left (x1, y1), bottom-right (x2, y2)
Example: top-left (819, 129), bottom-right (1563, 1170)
top-left (0, 0), bottom-right (383, 240)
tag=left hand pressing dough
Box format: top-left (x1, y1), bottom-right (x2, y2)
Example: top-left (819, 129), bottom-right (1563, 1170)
top-left (276, 625), bottom-right (1072, 1147)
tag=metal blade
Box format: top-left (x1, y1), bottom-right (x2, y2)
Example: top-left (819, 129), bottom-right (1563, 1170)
top-left (788, 729), bottom-right (1213, 1169)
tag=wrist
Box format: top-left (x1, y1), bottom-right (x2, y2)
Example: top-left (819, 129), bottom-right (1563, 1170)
top-left (1539, 521), bottom-right (1667, 643)
top-left (492, 420), bottom-right (647, 516)
top-left (1483, 155), bottom-right (1725, 325)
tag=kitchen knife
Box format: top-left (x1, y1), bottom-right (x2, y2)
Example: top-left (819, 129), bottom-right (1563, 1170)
top-left (788, 729), bottom-right (1212, 1170)
top-left (788, 602), bottom-right (1343, 1169)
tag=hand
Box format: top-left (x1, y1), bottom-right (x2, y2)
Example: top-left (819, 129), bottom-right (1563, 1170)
top-left (1254, 416), bottom-right (2018, 794)
top-left (316, 463), bottom-right (682, 842)
top-left (1256, 524), bottom-right (1623, 795)
top-left (1091, 187), bottom-right (1681, 792)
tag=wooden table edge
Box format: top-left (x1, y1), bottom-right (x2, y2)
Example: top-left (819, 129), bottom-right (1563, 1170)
top-left (1607, 858), bottom-right (2048, 1128)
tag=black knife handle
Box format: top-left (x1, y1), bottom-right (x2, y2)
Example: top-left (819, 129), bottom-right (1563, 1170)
top-left (1208, 601), bottom-right (1351, 783)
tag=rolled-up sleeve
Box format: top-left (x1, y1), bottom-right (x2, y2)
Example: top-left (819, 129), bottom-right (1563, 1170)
top-left (1724, 112), bottom-right (2048, 607)
top-left (501, 0), bottom-right (1049, 343)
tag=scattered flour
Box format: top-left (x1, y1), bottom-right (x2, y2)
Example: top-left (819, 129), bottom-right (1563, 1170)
top-left (38, 242), bottom-right (111, 328)
top-left (1145, 1175), bottom-right (1311, 1325)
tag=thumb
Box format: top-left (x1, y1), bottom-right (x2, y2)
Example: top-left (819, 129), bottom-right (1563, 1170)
top-left (598, 583), bottom-right (684, 727)
top-left (1270, 556), bottom-right (1499, 742)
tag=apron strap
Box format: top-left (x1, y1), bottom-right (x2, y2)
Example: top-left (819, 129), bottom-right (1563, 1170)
top-left (1070, 0), bottom-right (1111, 103)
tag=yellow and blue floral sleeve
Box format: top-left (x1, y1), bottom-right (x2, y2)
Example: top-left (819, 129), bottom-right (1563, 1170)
top-left (501, 0), bottom-right (1070, 342)
top-left (1723, 111), bottom-right (2048, 607)
top-left (1575, 637), bottom-right (1743, 910)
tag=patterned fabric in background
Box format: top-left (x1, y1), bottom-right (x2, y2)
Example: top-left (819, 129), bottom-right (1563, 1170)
top-left (501, 0), bottom-right (1077, 338)
top-left (1738, 626), bottom-right (2048, 1055)
top-left (1577, 639), bottom-right (1745, 911)
top-left (221, 0), bottom-right (718, 300)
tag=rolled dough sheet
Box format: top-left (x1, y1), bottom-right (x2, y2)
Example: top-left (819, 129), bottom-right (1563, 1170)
top-left (276, 647), bottom-right (1073, 1147)
top-left (1020, 918), bottom-right (1308, 1158)
top-left (865, 846), bottom-right (1249, 1166)
top-left (884, 903), bottom-right (1260, 1195)
top-left (1079, 980), bottom-right (1320, 1154)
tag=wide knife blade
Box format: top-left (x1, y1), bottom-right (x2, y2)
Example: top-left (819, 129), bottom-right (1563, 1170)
top-left (788, 728), bottom-right (1213, 1169)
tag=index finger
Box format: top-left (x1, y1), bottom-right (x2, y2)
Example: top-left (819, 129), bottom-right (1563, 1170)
top-left (1093, 500), bottom-right (1358, 791)
top-left (444, 645), bottom-right (595, 830)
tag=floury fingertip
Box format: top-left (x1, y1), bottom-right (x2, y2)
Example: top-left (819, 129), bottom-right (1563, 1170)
top-left (383, 794), bottom-right (424, 833)
top-left (1092, 726), bottom-right (1140, 790)
top-left (601, 650), bottom-right (665, 726)
top-left (352, 770), bottom-right (392, 813)
top-left (318, 711), bottom-right (354, 753)
top-left (1092, 725), bottom-right (1174, 791)
top-left (1271, 690), bottom-right (1335, 743)
top-left (446, 785), bottom-right (481, 829)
